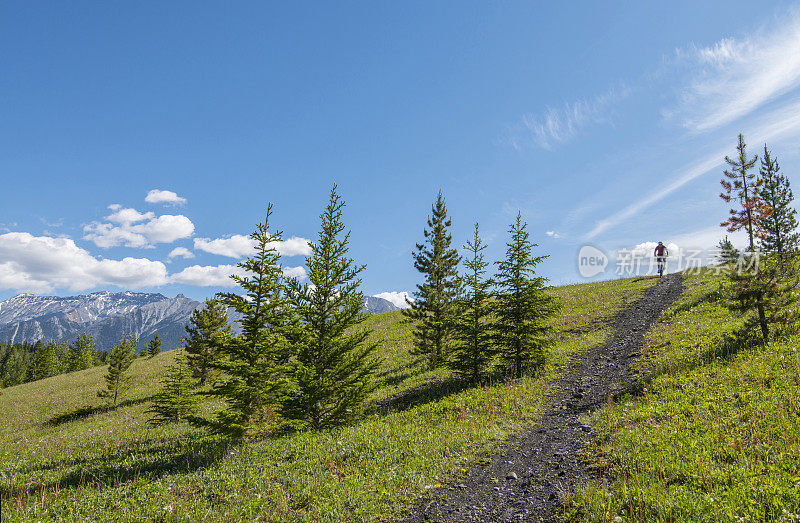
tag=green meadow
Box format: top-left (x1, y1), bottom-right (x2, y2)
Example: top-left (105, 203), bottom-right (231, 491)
top-left (564, 269), bottom-right (800, 522)
top-left (0, 277), bottom-right (654, 522)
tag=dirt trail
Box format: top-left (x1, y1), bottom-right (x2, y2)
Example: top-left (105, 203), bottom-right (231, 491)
top-left (399, 274), bottom-right (684, 523)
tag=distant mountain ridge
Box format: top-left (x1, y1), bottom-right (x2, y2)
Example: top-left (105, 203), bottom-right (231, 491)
top-left (0, 292), bottom-right (200, 352)
top-left (0, 291), bottom-right (400, 351)
top-left (363, 296), bottom-right (400, 314)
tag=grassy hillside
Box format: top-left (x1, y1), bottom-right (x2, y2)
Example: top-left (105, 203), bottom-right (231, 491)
top-left (0, 277), bottom-right (654, 522)
top-left (564, 269), bottom-right (800, 522)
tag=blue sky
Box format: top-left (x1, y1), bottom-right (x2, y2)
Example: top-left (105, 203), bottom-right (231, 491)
top-left (2, 1), bottom-right (800, 305)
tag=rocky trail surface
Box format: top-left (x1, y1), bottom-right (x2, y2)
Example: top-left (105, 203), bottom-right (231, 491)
top-left (399, 274), bottom-right (684, 523)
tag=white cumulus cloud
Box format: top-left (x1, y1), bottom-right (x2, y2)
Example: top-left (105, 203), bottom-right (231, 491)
top-left (545, 230), bottom-right (560, 238)
top-left (169, 264), bottom-right (307, 286)
top-left (106, 205), bottom-right (153, 224)
top-left (167, 247), bottom-right (194, 260)
top-left (194, 235), bottom-right (312, 258)
top-left (193, 235), bottom-right (254, 258)
top-left (83, 205), bottom-right (195, 248)
top-left (169, 264), bottom-right (244, 287)
top-left (282, 265), bottom-right (307, 280)
top-left (145, 189), bottom-right (187, 206)
top-left (0, 232), bottom-right (168, 293)
top-left (373, 291), bottom-right (413, 309)
top-left (277, 237), bottom-right (314, 256)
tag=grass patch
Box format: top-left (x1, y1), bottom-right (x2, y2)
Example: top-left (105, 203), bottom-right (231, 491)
top-left (564, 269), bottom-right (800, 522)
top-left (0, 277), bottom-right (656, 522)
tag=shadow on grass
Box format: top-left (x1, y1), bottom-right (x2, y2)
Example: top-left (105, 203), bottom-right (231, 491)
top-left (1, 436), bottom-right (231, 502)
top-left (635, 324), bottom-right (761, 394)
top-left (668, 288), bottom-right (724, 316)
top-left (369, 376), bottom-right (476, 414)
top-left (372, 356), bottom-right (431, 390)
top-left (45, 396), bottom-right (154, 427)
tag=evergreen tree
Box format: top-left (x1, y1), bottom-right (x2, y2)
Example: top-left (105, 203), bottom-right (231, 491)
top-left (98, 335), bottom-right (137, 406)
top-left (184, 299), bottom-right (230, 385)
top-left (29, 340), bottom-right (57, 381)
top-left (758, 145), bottom-right (799, 259)
top-left (147, 354), bottom-right (198, 425)
top-left (197, 204), bottom-right (296, 438)
top-left (720, 134), bottom-right (770, 339)
top-left (282, 185), bottom-right (379, 430)
top-left (0, 344), bottom-right (28, 387)
top-left (720, 134), bottom-right (767, 248)
top-left (756, 256), bottom-right (799, 332)
top-left (70, 334), bottom-right (98, 371)
top-left (494, 213), bottom-right (559, 378)
top-left (448, 222), bottom-right (495, 382)
top-left (716, 236), bottom-right (740, 265)
top-left (403, 190), bottom-right (461, 368)
top-left (52, 341), bottom-right (70, 374)
top-left (147, 334), bottom-right (162, 357)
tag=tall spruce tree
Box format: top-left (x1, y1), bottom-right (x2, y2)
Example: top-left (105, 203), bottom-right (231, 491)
top-left (147, 335), bottom-right (162, 357)
top-left (70, 334), bottom-right (98, 371)
top-left (198, 204), bottom-right (296, 438)
top-left (403, 190), bottom-right (461, 368)
top-left (184, 299), bottom-right (230, 385)
top-left (282, 185), bottom-right (379, 430)
top-left (147, 354), bottom-right (198, 425)
top-left (494, 213), bottom-right (559, 378)
top-left (29, 340), bottom-right (57, 381)
top-left (721, 134), bottom-right (767, 248)
top-left (448, 222), bottom-right (495, 382)
top-left (758, 145), bottom-right (799, 259)
top-left (98, 335), bottom-right (137, 406)
top-left (720, 134), bottom-right (770, 339)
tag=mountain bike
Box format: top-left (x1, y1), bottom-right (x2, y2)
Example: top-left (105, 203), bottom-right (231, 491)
top-left (657, 256), bottom-right (667, 278)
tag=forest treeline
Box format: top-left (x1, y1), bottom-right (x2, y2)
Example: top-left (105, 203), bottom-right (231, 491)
top-left (0, 333), bottom-right (162, 388)
top-left (0, 335), bottom-right (102, 388)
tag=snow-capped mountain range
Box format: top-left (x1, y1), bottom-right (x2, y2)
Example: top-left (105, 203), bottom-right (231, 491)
top-left (0, 291), bottom-right (399, 351)
top-left (0, 291), bottom-right (200, 351)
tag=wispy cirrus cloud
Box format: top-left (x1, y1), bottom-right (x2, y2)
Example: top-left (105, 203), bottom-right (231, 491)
top-left (507, 84), bottom-right (629, 150)
top-left (668, 9), bottom-right (800, 132)
top-left (586, 95), bottom-right (800, 239)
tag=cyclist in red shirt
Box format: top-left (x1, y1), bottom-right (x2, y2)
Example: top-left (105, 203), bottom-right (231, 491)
top-left (654, 241), bottom-right (668, 277)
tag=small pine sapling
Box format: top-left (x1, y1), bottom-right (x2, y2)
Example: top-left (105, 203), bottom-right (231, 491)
top-left (184, 299), bottom-right (231, 385)
top-left (147, 334), bottom-right (162, 357)
top-left (493, 213), bottom-right (559, 378)
top-left (147, 354), bottom-right (198, 425)
top-left (448, 222), bottom-right (495, 382)
top-left (98, 335), bottom-right (137, 406)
